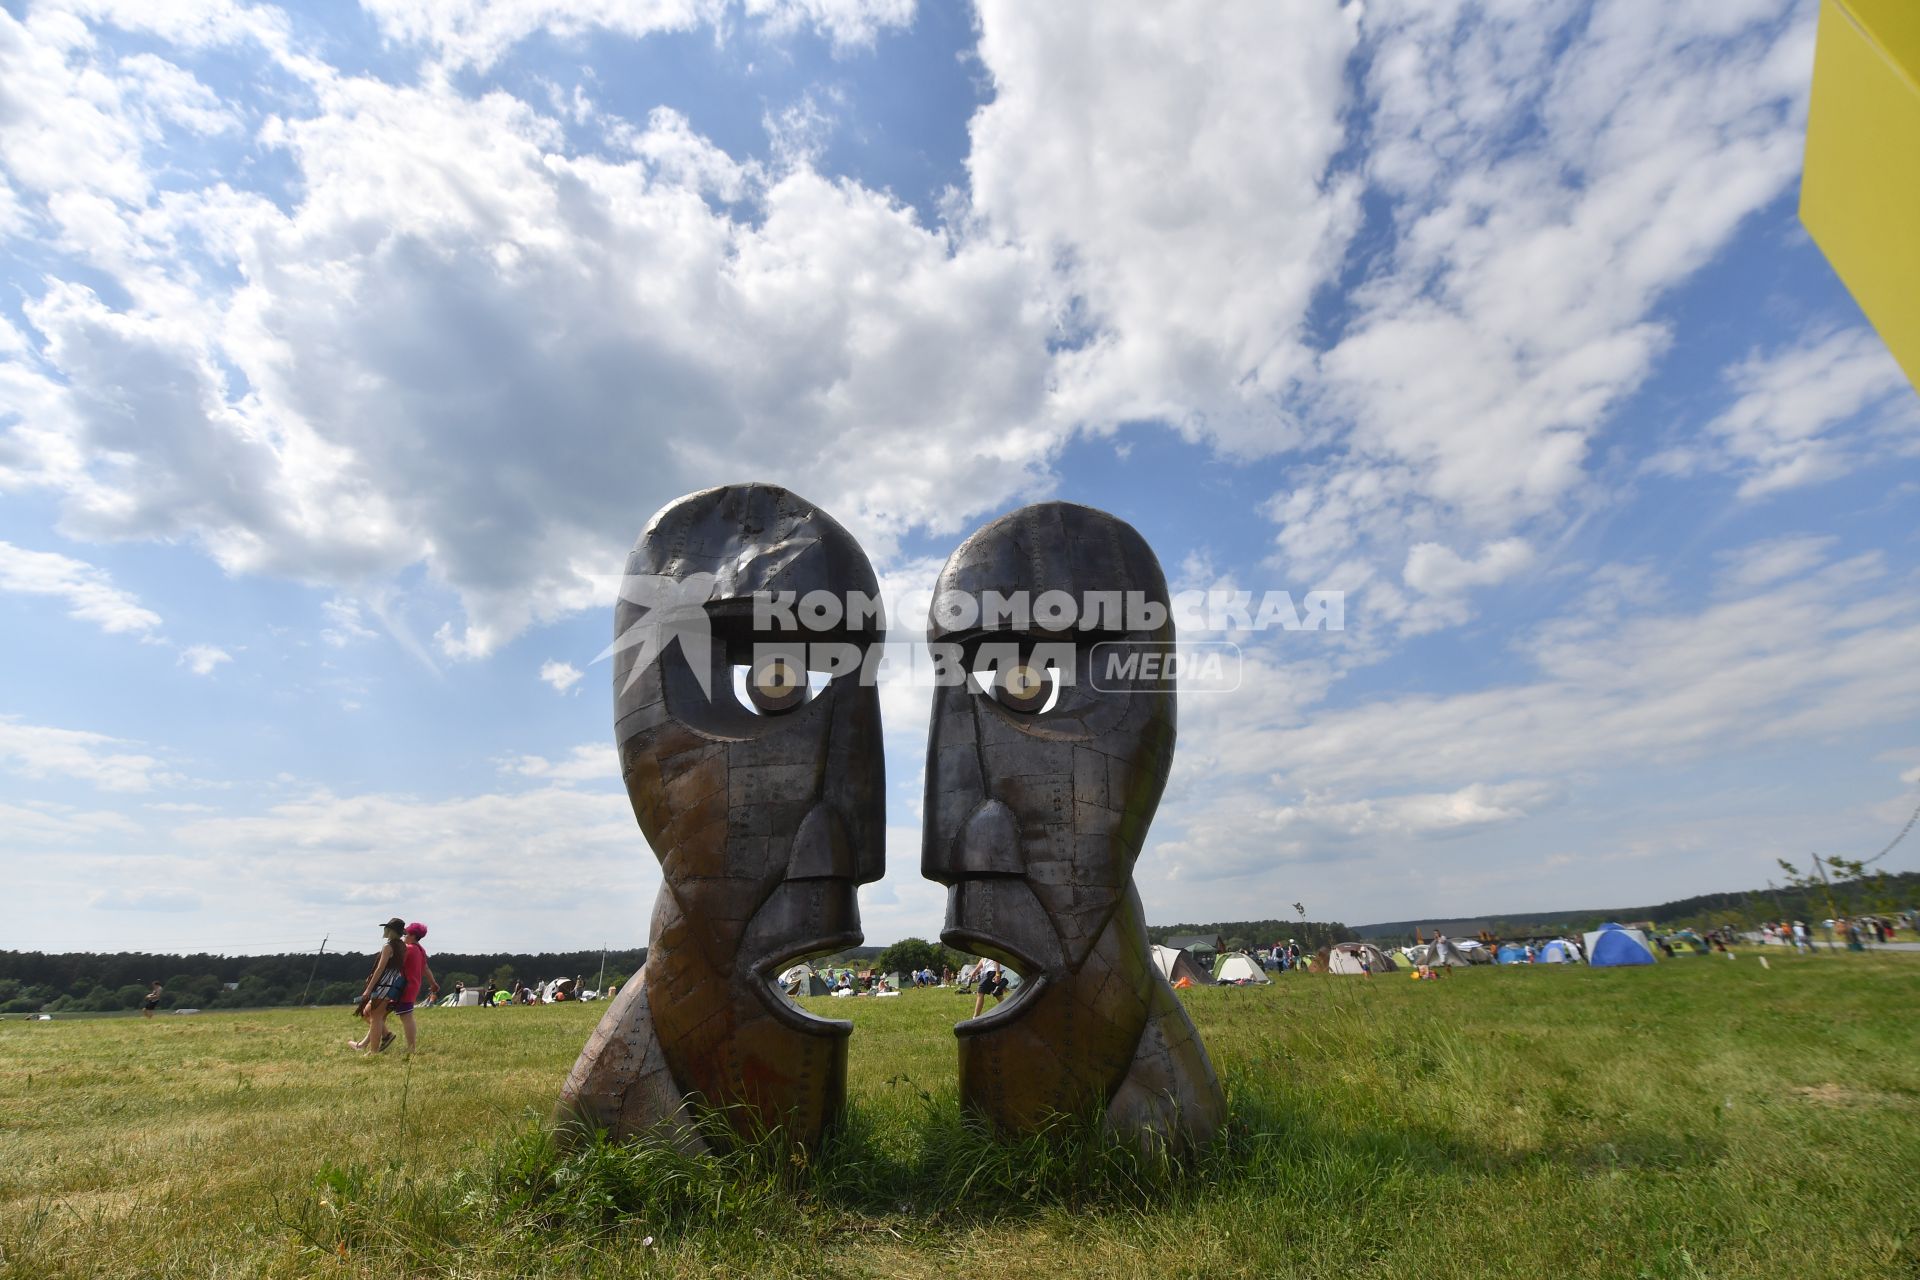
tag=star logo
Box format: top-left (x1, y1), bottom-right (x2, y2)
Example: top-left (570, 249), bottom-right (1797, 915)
top-left (591, 572), bottom-right (721, 698)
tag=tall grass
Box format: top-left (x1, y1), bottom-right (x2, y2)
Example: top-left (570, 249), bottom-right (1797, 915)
top-left (4, 953), bottom-right (1920, 1277)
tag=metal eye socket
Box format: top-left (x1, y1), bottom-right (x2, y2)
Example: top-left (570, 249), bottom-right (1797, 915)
top-left (993, 660), bottom-right (1058, 714)
top-left (736, 657), bottom-right (810, 715)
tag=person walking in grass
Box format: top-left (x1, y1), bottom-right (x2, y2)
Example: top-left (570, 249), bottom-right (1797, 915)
top-left (971, 959), bottom-right (1008, 1018)
top-left (349, 918), bottom-right (408, 1054)
top-left (142, 981), bottom-right (162, 1018)
top-left (391, 922), bottom-right (439, 1055)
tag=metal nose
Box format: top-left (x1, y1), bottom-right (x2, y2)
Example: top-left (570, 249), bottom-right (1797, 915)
top-left (787, 804), bottom-right (857, 879)
top-left (944, 798), bottom-right (1024, 877)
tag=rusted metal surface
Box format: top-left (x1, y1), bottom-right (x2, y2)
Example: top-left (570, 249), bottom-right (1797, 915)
top-left (923, 502), bottom-right (1225, 1152)
top-left (557, 483), bottom-right (884, 1151)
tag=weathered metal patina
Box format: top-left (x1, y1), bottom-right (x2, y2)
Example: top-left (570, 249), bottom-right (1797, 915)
top-left (922, 502), bottom-right (1225, 1151)
top-left (557, 483), bottom-right (885, 1150)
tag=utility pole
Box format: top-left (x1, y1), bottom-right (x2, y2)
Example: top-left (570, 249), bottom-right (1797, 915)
top-left (299, 934), bottom-right (329, 1006)
top-left (1811, 855), bottom-right (1841, 951)
top-left (596, 947), bottom-right (607, 993)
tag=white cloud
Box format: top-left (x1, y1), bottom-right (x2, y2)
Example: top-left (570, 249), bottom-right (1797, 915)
top-left (500, 743), bottom-right (617, 785)
top-left (356, 0), bottom-right (914, 70)
top-left (539, 659), bottom-right (584, 693)
top-left (0, 799), bottom-right (141, 843)
top-left (167, 781), bottom-right (649, 938)
top-left (967, 0), bottom-right (1363, 453)
top-left (1702, 328), bottom-right (1920, 498)
top-left (320, 597), bottom-right (378, 647)
top-left (1135, 534), bottom-right (1920, 913)
top-left (1403, 537), bottom-right (1536, 598)
top-left (0, 540), bottom-right (160, 634)
top-left (0, 716), bottom-right (168, 792)
top-left (88, 886), bottom-right (203, 911)
top-left (1270, 0), bottom-right (1817, 604)
top-left (116, 51), bottom-right (238, 136)
top-left (178, 643), bottom-right (232, 675)
top-left (1715, 534), bottom-right (1837, 592)
top-left (0, 34), bottom-right (1060, 659)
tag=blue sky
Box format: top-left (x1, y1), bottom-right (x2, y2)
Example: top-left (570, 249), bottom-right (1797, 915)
top-left (2, 0), bottom-right (1918, 956)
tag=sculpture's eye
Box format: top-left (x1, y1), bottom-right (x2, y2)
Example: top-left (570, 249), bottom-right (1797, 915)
top-left (994, 659), bottom-right (1057, 714)
top-left (731, 657), bottom-right (828, 715)
top-left (971, 651), bottom-right (1061, 715)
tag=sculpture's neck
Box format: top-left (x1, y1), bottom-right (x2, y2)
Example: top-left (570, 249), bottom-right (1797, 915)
top-left (957, 887), bottom-right (1155, 1130)
top-left (643, 890), bottom-right (847, 1142)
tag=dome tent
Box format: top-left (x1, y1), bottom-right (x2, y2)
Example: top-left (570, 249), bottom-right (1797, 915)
top-left (1583, 922), bottom-right (1656, 967)
top-left (1213, 951), bottom-right (1271, 984)
top-left (1320, 942), bottom-right (1398, 975)
top-left (1495, 944), bottom-right (1529, 964)
top-left (1536, 939), bottom-right (1579, 964)
top-left (1152, 945), bottom-right (1213, 987)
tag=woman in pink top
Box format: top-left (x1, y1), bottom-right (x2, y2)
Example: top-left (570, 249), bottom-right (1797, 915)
top-left (393, 921), bottom-right (439, 1055)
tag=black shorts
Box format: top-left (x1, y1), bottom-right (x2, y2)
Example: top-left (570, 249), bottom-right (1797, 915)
top-left (980, 975), bottom-right (1009, 997)
top-left (143, 1000), bottom-right (159, 1011)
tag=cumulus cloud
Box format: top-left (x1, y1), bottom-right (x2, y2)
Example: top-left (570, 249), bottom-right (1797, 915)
top-left (1136, 533), bottom-right (1920, 913)
top-left (0, 799), bottom-right (141, 844)
top-left (356, 0), bottom-right (914, 69)
top-left (0, 18), bottom-right (1060, 659)
top-left (1270, 0), bottom-right (1818, 610)
top-left (0, 540), bottom-right (160, 634)
top-left (539, 660), bottom-right (585, 693)
top-left (1403, 538), bottom-right (1536, 599)
top-left (178, 643), bottom-right (233, 675)
top-left (500, 743), bottom-right (618, 785)
top-left (967, 0), bottom-right (1362, 453)
top-left (168, 781), bottom-right (648, 936)
top-left (0, 716), bottom-right (169, 792)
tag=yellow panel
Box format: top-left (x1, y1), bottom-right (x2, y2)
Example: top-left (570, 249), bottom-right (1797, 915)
top-left (1838, 0), bottom-right (1920, 84)
top-left (1800, 0), bottom-right (1920, 393)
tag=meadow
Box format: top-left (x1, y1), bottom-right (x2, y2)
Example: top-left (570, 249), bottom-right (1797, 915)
top-left (3, 951), bottom-right (1918, 1279)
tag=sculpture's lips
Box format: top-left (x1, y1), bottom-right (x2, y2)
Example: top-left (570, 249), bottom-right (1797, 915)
top-left (751, 929), bottom-right (862, 1038)
top-left (954, 972), bottom-right (1046, 1036)
top-left (942, 924), bottom-right (1048, 1037)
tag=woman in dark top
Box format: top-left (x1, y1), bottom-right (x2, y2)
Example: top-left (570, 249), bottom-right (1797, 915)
top-left (348, 918), bottom-right (407, 1053)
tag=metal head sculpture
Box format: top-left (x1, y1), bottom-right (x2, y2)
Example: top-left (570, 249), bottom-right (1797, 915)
top-left (557, 483), bottom-right (885, 1150)
top-left (923, 502), bottom-right (1225, 1151)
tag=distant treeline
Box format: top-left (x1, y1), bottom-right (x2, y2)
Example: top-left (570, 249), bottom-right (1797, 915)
top-left (0, 948), bottom-right (648, 1015)
top-left (1145, 920), bottom-right (1358, 953)
top-left (1355, 871), bottom-right (1920, 944)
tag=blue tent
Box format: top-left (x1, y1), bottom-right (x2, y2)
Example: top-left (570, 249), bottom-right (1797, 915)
top-left (1537, 939), bottom-right (1578, 963)
top-left (1495, 943), bottom-right (1529, 964)
top-left (1583, 922), bottom-right (1656, 967)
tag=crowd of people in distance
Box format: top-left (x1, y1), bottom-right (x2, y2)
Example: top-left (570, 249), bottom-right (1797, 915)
top-left (1256, 942), bottom-right (1308, 972)
top-left (1754, 914), bottom-right (1910, 951)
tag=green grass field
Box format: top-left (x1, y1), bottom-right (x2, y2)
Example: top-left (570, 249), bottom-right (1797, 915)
top-left (4, 952), bottom-right (1919, 1278)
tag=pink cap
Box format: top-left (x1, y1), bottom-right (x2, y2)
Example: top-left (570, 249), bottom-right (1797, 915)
top-left (404, 921), bottom-right (428, 938)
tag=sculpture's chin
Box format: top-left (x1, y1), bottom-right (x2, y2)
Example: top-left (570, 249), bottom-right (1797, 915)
top-left (954, 973), bottom-right (1047, 1037)
top-left (750, 932), bottom-right (862, 1038)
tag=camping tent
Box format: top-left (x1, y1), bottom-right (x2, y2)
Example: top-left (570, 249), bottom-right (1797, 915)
top-left (780, 964), bottom-right (832, 997)
top-left (1536, 938), bottom-right (1579, 964)
top-left (1425, 937), bottom-right (1472, 967)
top-left (1151, 944), bottom-right (1212, 987)
top-left (1583, 922), bottom-right (1657, 967)
top-left (1322, 942), bottom-right (1397, 975)
top-left (1451, 939), bottom-right (1493, 964)
top-left (1213, 951), bottom-right (1271, 984)
top-left (1401, 944), bottom-right (1431, 966)
top-left (1495, 943), bottom-right (1530, 964)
